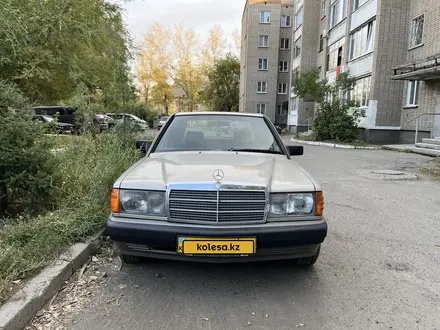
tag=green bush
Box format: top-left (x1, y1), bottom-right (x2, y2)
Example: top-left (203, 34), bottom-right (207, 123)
top-left (0, 112), bottom-right (59, 215)
top-left (0, 131), bottom-right (140, 304)
top-left (313, 99), bottom-right (360, 142)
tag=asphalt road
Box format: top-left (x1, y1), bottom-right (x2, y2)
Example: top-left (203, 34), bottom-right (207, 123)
top-left (31, 143), bottom-right (440, 330)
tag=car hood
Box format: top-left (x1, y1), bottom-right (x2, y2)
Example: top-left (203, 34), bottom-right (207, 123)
top-left (119, 151), bottom-right (317, 192)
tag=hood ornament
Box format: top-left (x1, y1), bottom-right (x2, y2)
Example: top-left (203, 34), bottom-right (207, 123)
top-left (213, 169), bottom-right (224, 182)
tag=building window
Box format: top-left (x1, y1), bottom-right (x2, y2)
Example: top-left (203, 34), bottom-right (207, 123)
top-left (281, 15), bottom-right (292, 27)
top-left (353, 0), bottom-right (369, 11)
top-left (330, 0), bottom-right (347, 28)
top-left (278, 83), bottom-right (288, 94)
top-left (293, 37), bottom-right (302, 58)
top-left (349, 20), bottom-right (376, 60)
top-left (259, 35), bottom-right (269, 47)
top-left (410, 15), bottom-right (424, 48)
top-left (258, 58), bottom-right (268, 70)
top-left (257, 104), bottom-right (267, 114)
top-left (406, 81), bottom-right (419, 106)
top-left (280, 38), bottom-right (290, 50)
top-left (279, 61), bottom-right (288, 72)
top-left (290, 96), bottom-right (299, 115)
top-left (350, 76), bottom-right (371, 107)
top-left (277, 105), bottom-right (288, 116)
top-left (322, 1), bottom-right (326, 18)
top-left (295, 6), bottom-right (303, 29)
top-left (327, 38), bottom-right (345, 71)
top-left (257, 81), bottom-right (267, 93)
top-left (319, 35), bottom-right (324, 52)
top-left (260, 11), bottom-right (270, 24)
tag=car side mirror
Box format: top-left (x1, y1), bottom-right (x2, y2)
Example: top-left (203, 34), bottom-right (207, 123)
top-left (136, 140), bottom-right (152, 155)
top-left (287, 145), bottom-right (304, 156)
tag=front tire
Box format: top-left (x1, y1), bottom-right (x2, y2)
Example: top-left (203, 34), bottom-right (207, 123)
top-left (296, 245), bottom-right (321, 266)
top-left (120, 254), bottom-right (141, 264)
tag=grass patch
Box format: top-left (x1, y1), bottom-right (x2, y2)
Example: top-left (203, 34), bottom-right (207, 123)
top-left (0, 131), bottom-right (140, 304)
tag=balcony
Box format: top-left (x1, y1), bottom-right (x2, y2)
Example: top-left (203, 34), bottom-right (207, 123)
top-left (391, 54), bottom-right (440, 81)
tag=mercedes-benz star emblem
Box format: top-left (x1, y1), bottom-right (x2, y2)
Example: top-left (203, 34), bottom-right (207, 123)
top-left (213, 169), bottom-right (224, 181)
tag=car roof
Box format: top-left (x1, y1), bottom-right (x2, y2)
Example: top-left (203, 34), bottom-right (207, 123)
top-left (174, 112), bottom-right (264, 118)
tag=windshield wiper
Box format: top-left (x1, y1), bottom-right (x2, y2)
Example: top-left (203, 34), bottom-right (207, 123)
top-left (228, 148), bottom-right (282, 155)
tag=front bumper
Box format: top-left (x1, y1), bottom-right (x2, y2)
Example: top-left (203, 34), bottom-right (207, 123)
top-left (106, 216), bottom-right (327, 262)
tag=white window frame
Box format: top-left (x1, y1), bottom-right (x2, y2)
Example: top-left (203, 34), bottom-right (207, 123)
top-left (350, 76), bottom-right (371, 108)
top-left (291, 96), bottom-right (299, 113)
top-left (258, 58), bottom-right (268, 71)
top-left (322, 0), bottom-right (326, 18)
top-left (280, 38), bottom-right (290, 50)
top-left (256, 104), bottom-right (267, 114)
top-left (353, 0), bottom-right (369, 12)
top-left (330, 0), bottom-right (347, 28)
top-left (295, 6), bottom-right (304, 29)
top-left (259, 35), bottom-right (269, 48)
top-left (349, 19), bottom-right (376, 60)
top-left (257, 81), bottom-right (268, 94)
top-left (293, 37), bottom-right (302, 58)
top-left (278, 83), bottom-right (288, 94)
top-left (410, 14), bottom-right (424, 49)
top-left (281, 15), bottom-right (292, 27)
top-left (260, 11), bottom-right (271, 24)
top-left (406, 80), bottom-right (419, 106)
top-left (279, 61), bottom-right (288, 72)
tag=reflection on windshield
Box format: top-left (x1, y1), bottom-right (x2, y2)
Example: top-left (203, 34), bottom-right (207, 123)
top-left (154, 115), bottom-right (282, 154)
top-left (43, 115), bottom-right (54, 122)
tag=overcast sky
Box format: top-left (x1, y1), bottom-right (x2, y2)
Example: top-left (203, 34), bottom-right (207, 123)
top-left (120, 0), bottom-right (244, 49)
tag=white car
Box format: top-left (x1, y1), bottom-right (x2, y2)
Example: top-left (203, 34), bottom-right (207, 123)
top-left (106, 113), bottom-right (148, 131)
top-left (106, 112), bottom-right (327, 265)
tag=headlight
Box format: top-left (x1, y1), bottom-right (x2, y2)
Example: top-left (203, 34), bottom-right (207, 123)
top-left (119, 190), bottom-right (166, 216)
top-left (269, 193), bottom-right (315, 217)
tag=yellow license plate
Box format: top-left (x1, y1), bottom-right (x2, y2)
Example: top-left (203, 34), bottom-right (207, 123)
top-left (177, 237), bottom-right (256, 255)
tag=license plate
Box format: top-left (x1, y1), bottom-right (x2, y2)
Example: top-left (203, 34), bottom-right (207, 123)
top-left (177, 237), bottom-right (256, 255)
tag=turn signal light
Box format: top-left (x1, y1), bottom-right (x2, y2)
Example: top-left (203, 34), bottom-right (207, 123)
top-left (315, 191), bottom-right (324, 216)
top-left (111, 188), bottom-right (120, 213)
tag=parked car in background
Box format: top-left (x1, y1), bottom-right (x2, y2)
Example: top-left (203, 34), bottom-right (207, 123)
top-left (31, 115), bottom-right (74, 134)
top-left (157, 116), bottom-right (170, 130)
top-left (106, 113), bottom-right (148, 131)
top-left (33, 106), bottom-right (107, 133)
top-left (94, 114), bottom-right (110, 132)
top-left (107, 112), bottom-right (327, 266)
top-left (103, 115), bottom-right (117, 129)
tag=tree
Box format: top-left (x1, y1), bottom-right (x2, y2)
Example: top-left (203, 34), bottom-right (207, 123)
top-left (231, 29), bottom-right (241, 55)
top-left (0, 0), bottom-right (133, 106)
top-left (202, 54), bottom-right (240, 112)
top-left (171, 23), bottom-right (204, 112)
top-left (292, 69), bottom-right (360, 142)
top-left (202, 25), bottom-right (228, 69)
top-left (136, 23), bottom-right (173, 112)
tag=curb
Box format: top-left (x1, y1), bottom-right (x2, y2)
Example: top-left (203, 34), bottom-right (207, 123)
top-left (0, 230), bottom-right (104, 330)
top-left (290, 138), bottom-right (379, 150)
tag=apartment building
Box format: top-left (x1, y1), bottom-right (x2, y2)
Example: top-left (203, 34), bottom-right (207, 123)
top-left (293, 0), bottom-right (440, 143)
top-left (240, 0), bottom-right (440, 143)
top-left (239, 0), bottom-right (295, 126)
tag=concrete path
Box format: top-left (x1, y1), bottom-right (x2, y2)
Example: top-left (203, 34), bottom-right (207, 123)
top-left (28, 145), bottom-right (440, 330)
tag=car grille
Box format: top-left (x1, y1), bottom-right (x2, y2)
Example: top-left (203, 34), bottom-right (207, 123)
top-left (169, 189), bottom-right (266, 223)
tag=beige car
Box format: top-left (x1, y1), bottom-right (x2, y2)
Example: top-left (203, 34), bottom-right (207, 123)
top-left (107, 112), bottom-right (327, 265)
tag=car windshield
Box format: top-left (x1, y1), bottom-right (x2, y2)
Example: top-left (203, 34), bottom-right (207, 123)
top-left (154, 115), bottom-right (283, 154)
top-left (130, 114), bottom-right (143, 121)
top-left (42, 115), bottom-right (54, 122)
top-left (160, 116), bottom-right (169, 121)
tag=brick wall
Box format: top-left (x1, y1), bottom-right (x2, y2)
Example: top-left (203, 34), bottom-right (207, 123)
top-left (371, 0), bottom-right (410, 126)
